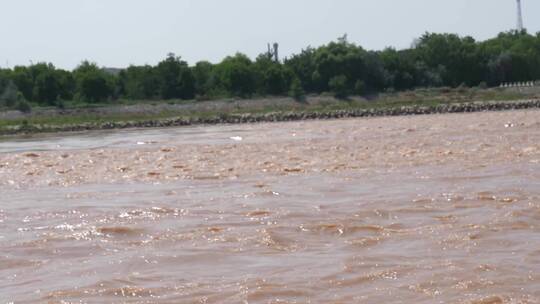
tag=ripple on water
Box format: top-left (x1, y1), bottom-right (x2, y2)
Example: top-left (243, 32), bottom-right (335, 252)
top-left (2, 111), bottom-right (540, 303)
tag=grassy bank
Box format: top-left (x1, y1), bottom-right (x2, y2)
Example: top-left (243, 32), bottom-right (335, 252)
top-left (0, 87), bottom-right (538, 136)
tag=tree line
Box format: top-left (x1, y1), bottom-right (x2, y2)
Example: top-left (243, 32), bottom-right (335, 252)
top-left (1, 30), bottom-right (540, 111)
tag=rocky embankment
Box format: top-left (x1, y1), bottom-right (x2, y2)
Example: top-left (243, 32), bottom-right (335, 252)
top-left (2, 99), bottom-right (540, 135)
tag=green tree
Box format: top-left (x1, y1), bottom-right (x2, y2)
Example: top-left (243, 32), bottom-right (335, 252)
top-left (11, 66), bottom-right (33, 101)
top-left (155, 53), bottom-right (195, 100)
top-left (254, 54), bottom-right (288, 95)
top-left (415, 33), bottom-right (485, 86)
top-left (379, 48), bottom-right (416, 90)
top-left (192, 61), bottom-right (216, 98)
top-left (329, 75), bottom-right (349, 99)
top-left (1, 30), bottom-right (540, 107)
top-left (311, 39), bottom-right (367, 92)
top-left (289, 77), bottom-right (305, 102)
top-left (73, 61), bottom-right (113, 103)
top-left (15, 100), bottom-right (32, 113)
top-left (214, 53), bottom-right (256, 97)
top-left (0, 80), bottom-right (20, 107)
top-left (354, 80), bottom-right (366, 95)
top-left (33, 68), bottom-right (61, 105)
top-left (284, 47), bottom-right (318, 92)
top-left (56, 69), bottom-right (76, 100)
top-left (119, 65), bottom-right (159, 99)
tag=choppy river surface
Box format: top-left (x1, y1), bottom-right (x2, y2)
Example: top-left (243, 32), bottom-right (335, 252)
top-left (1, 110), bottom-right (540, 303)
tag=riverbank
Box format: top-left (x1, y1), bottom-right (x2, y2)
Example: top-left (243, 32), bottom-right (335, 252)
top-left (1, 86), bottom-right (538, 136)
top-left (0, 98), bottom-right (539, 136)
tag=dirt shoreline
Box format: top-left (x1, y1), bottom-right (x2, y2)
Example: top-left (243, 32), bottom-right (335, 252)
top-left (1, 99), bottom-right (540, 136)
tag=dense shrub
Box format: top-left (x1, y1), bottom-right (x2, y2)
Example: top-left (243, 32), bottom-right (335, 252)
top-left (329, 75), bottom-right (349, 99)
top-left (1, 30), bottom-right (539, 108)
top-left (0, 80), bottom-right (19, 107)
top-left (289, 78), bottom-right (305, 102)
top-left (15, 100), bottom-right (32, 113)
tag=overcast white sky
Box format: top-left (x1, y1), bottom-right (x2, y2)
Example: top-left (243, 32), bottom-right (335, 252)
top-left (0, 0), bottom-right (538, 70)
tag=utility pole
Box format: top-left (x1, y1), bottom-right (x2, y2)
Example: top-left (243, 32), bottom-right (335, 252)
top-left (517, 0), bottom-right (524, 31)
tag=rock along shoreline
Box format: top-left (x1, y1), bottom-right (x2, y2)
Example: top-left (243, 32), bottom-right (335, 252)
top-left (2, 99), bottom-right (540, 136)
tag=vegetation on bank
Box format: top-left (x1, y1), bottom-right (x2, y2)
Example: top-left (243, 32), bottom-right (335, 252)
top-left (1, 30), bottom-right (540, 113)
top-left (0, 85), bottom-right (536, 135)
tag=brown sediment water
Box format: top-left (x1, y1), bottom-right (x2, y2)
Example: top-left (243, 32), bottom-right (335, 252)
top-left (1, 110), bottom-right (539, 303)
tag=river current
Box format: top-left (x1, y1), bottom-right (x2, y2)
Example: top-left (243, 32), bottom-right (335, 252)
top-left (1, 110), bottom-right (539, 303)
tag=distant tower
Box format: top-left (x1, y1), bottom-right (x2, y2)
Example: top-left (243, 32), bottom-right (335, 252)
top-left (516, 0), bottom-right (524, 31)
top-left (267, 43), bottom-right (279, 62)
top-left (273, 43), bottom-right (279, 62)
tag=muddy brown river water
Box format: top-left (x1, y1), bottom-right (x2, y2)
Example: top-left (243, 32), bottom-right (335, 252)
top-left (1, 110), bottom-right (540, 303)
